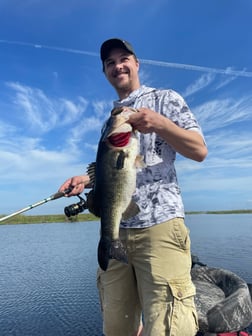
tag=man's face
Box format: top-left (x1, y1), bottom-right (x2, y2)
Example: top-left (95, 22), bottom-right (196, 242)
top-left (103, 48), bottom-right (140, 96)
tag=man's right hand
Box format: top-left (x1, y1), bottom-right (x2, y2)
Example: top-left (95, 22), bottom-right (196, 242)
top-left (59, 175), bottom-right (90, 197)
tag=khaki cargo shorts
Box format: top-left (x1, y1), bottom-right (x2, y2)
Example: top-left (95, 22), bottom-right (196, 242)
top-left (97, 218), bottom-right (198, 336)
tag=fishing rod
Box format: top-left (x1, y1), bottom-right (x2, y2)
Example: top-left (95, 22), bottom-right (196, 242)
top-left (0, 187), bottom-right (73, 223)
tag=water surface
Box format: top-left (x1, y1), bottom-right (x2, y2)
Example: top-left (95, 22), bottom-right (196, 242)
top-left (186, 214), bottom-right (252, 282)
top-left (0, 214), bottom-right (251, 335)
top-left (0, 221), bottom-right (102, 335)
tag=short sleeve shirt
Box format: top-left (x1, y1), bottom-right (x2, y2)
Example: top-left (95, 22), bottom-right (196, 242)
top-left (112, 86), bottom-right (204, 228)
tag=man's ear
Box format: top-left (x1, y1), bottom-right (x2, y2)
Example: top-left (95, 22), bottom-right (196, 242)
top-left (136, 58), bottom-right (140, 71)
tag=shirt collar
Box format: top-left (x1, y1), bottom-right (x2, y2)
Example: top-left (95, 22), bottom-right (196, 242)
top-left (113, 85), bottom-right (155, 107)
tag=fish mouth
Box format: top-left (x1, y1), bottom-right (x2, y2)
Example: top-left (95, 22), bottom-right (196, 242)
top-left (108, 132), bottom-right (131, 147)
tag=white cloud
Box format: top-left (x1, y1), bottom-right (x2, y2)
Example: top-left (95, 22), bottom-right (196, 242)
top-left (92, 100), bottom-right (112, 118)
top-left (0, 82), bottom-right (114, 201)
top-left (215, 75), bottom-right (237, 90)
top-left (193, 95), bottom-right (252, 132)
top-left (6, 82), bottom-right (88, 133)
top-left (0, 120), bottom-right (17, 137)
top-left (183, 73), bottom-right (215, 97)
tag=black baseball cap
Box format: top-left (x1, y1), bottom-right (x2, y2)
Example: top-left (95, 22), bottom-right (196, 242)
top-left (100, 38), bottom-right (136, 62)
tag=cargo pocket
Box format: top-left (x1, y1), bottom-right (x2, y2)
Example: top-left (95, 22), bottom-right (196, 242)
top-left (169, 280), bottom-right (199, 336)
top-left (143, 284), bottom-right (174, 335)
top-left (172, 218), bottom-right (191, 251)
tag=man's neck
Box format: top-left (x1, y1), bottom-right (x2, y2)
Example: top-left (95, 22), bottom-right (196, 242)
top-left (117, 85), bottom-right (141, 100)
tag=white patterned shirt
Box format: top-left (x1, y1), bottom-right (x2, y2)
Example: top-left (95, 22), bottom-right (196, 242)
top-left (113, 85), bottom-right (204, 228)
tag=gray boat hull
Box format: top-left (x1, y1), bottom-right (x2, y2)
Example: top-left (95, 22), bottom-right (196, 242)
top-left (192, 266), bottom-right (252, 333)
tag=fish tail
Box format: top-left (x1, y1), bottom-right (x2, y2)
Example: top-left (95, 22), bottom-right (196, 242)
top-left (98, 237), bottom-right (110, 271)
top-left (98, 238), bottom-right (128, 271)
top-left (110, 239), bottom-right (128, 264)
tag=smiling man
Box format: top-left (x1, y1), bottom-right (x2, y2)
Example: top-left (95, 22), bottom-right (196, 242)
top-left (59, 38), bottom-right (207, 336)
top-left (101, 39), bottom-right (140, 99)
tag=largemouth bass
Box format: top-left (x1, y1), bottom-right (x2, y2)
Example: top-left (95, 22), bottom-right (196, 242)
top-left (87, 107), bottom-right (142, 271)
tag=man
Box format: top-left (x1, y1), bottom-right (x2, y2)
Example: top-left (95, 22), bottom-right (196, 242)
top-left (59, 38), bottom-right (207, 335)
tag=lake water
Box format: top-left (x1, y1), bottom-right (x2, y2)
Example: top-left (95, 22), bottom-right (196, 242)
top-left (187, 214), bottom-right (252, 283)
top-left (0, 214), bottom-right (251, 335)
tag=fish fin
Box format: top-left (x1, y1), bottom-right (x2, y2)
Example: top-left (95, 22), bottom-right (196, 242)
top-left (86, 190), bottom-right (101, 217)
top-left (135, 155), bottom-right (145, 169)
top-left (122, 200), bottom-right (140, 220)
top-left (86, 162), bottom-right (96, 185)
top-left (98, 238), bottom-right (127, 271)
top-left (98, 237), bottom-right (110, 271)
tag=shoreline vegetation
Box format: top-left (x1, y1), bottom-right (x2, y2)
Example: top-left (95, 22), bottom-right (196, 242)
top-left (0, 209), bottom-right (252, 225)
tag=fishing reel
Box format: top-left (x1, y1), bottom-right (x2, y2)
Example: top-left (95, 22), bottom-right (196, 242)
top-left (64, 195), bottom-right (88, 217)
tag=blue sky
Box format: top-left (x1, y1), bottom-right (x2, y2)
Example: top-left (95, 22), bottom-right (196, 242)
top-left (0, 0), bottom-right (252, 215)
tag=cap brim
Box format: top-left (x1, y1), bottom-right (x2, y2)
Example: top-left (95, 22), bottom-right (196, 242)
top-left (100, 38), bottom-right (134, 62)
